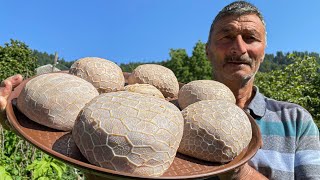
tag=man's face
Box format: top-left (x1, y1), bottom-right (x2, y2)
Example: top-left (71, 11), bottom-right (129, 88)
top-left (206, 14), bottom-right (266, 86)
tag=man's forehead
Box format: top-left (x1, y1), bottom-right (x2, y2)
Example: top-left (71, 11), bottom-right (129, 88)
top-left (213, 14), bottom-right (265, 33)
top-left (214, 14), bottom-right (263, 26)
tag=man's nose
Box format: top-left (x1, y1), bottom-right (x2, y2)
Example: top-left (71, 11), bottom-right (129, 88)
top-left (230, 35), bottom-right (247, 56)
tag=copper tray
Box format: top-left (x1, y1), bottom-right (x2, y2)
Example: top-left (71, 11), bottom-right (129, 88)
top-left (6, 77), bottom-right (262, 180)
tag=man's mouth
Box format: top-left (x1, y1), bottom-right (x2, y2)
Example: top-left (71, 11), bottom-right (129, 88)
top-left (226, 61), bottom-right (251, 67)
top-left (224, 56), bottom-right (252, 67)
top-left (228, 61), bottom-right (250, 65)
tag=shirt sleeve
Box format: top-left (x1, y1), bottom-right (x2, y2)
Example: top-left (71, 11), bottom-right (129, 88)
top-left (294, 110), bottom-right (320, 180)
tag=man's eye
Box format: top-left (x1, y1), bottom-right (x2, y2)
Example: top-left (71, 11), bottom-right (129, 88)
top-left (223, 35), bottom-right (233, 39)
top-left (243, 36), bottom-right (257, 43)
top-left (220, 35), bottom-right (233, 41)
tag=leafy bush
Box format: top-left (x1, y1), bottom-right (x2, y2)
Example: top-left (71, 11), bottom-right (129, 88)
top-left (0, 129), bottom-right (82, 179)
top-left (0, 166), bottom-right (12, 180)
top-left (162, 41), bottom-right (212, 83)
top-left (255, 54), bottom-right (320, 128)
top-left (0, 39), bottom-right (38, 81)
top-left (26, 154), bottom-right (67, 179)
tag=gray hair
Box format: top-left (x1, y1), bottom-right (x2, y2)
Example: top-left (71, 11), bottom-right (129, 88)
top-left (207, 1), bottom-right (266, 45)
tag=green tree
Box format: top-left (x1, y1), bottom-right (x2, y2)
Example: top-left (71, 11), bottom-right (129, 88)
top-left (255, 54), bottom-right (320, 127)
top-left (0, 39), bottom-right (38, 81)
top-left (163, 41), bottom-right (212, 83)
top-left (189, 41), bottom-right (212, 81)
top-left (162, 48), bottom-right (191, 83)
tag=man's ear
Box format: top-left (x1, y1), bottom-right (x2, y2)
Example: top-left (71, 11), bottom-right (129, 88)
top-left (205, 43), bottom-right (209, 56)
top-left (261, 54), bottom-right (265, 63)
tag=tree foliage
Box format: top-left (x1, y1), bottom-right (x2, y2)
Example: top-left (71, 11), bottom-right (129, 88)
top-left (255, 54), bottom-right (320, 127)
top-left (0, 39), bottom-right (38, 81)
top-left (119, 41), bottom-right (212, 83)
top-left (162, 48), bottom-right (191, 83)
top-left (189, 41), bottom-right (212, 81)
top-left (162, 41), bottom-right (212, 83)
top-left (259, 51), bottom-right (319, 72)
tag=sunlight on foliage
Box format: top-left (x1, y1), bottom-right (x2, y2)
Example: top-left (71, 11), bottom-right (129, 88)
top-left (0, 39), bottom-right (38, 81)
top-left (255, 54), bottom-right (320, 128)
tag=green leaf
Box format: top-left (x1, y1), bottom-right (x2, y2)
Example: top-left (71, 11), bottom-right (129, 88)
top-left (0, 166), bottom-right (13, 180)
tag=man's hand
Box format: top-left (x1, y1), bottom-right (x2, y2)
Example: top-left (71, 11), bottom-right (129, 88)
top-left (218, 163), bottom-right (268, 180)
top-left (0, 74), bottom-right (23, 130)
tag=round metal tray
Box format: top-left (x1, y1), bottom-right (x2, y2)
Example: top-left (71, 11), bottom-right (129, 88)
top-left (6, 77), bottom-right (262, 179)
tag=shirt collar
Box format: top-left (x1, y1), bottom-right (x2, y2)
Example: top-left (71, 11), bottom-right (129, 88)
top-left (246, 86), bottom-right (266, 118)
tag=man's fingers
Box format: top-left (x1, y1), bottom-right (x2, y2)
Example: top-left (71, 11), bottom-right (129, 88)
top-left (3, 74), bottom-right (23, 88)
top-left (0, 80), bottom-right (13, 98)
top-left (0, 96), bottom-right (7, 111)
top-left (0, 96), bottom-right (11, 131)
top-left (0, 74), bottom-right (23, 98)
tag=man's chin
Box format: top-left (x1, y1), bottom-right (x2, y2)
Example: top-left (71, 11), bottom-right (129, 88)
top-left (215, 72), bottom-right (254, 86)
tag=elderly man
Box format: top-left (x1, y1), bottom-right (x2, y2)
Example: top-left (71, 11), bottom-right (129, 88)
top-left (206, 1), bottom-right (320, 179)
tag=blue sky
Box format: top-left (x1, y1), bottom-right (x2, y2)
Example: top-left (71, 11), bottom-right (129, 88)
top-left (1, 0), bottom-right (319, 64)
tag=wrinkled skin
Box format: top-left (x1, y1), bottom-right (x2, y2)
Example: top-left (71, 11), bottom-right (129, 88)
top-left (206, 14), bottom-right (266, 101)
